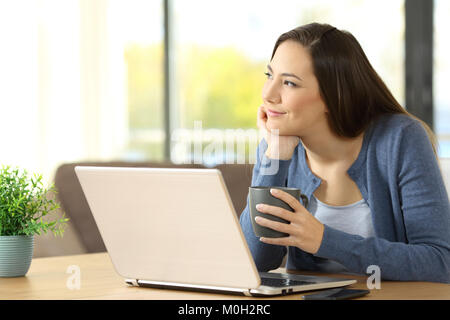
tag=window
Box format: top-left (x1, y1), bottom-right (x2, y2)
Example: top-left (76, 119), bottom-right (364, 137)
top-left (434, 0), bottom-right (450, 157)
top-left (111, 0), bottom-right (165, 162)
top-left (0, 0), bottom-right (408, 183)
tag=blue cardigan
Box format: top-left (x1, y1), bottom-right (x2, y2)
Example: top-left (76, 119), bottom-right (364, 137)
top-left (239, 114), bottom-right (450, 283)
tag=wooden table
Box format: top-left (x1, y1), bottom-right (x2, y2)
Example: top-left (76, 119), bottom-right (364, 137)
top-left (0, 253), bottom-right (448, 300)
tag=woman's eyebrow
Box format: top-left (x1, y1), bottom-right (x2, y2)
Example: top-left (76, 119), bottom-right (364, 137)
top-left (267, 64), bottom-right (303, 81)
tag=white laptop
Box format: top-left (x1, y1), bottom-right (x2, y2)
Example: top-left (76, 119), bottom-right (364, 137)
top-left (75, 166), bottom-right (356, 296)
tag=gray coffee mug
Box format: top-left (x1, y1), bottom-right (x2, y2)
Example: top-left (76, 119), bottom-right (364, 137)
top-left (249, 186), bottom-right (308, 238)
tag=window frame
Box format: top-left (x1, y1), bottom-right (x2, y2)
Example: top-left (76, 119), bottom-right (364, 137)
top-left (405, 0), bottom-right (434, 128)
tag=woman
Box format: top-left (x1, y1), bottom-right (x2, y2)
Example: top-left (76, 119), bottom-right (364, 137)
top-left (239, 23), bottom-right (450, 283)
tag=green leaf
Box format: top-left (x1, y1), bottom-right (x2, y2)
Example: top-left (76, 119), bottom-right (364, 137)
top-left (0, 165), bottom-right (69, 236)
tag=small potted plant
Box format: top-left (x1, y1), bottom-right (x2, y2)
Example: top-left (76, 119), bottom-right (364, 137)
top-left (0, 165), bottom-right (68, 277)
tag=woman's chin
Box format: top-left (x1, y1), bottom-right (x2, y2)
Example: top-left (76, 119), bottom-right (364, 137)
top-left (266, 121), bottom-right (285, 134)
top-left (266, 120), bottom-right (279, 130)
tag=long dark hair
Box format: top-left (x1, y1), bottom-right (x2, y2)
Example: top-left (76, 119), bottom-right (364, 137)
top-left (271, 23), bottom-right (437, 154)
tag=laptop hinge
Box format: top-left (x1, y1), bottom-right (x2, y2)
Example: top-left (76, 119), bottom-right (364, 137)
top-left (125, 279), bottom-right (139, 286)
top-left (242, 289), bottom-right (252, 297)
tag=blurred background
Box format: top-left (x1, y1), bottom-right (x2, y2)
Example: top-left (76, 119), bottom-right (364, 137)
top-left (0, 0), bottom-right (448, 184)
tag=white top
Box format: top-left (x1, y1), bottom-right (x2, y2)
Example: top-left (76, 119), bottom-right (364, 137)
top-left (308, 195), bottom-right (375, 273)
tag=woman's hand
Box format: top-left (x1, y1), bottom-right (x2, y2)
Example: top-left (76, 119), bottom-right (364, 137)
top-left (257, 105), bottom-right (300, 160)
top-left (254, 188), bottom-right (324, 254)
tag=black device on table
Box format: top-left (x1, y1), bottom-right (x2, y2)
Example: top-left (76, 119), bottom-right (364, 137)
top-left (302, 288), bottom-right (370, 300)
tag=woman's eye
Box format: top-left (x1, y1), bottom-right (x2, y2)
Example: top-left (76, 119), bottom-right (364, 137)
top-left (264, 72), bottom-right (272, 79)
top-left (284, 80), bottom-right (297, 87)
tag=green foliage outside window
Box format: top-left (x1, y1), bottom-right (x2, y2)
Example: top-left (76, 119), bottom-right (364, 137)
top-left (178, 45), bottom-right (265, 129)
top-left (125, 44), bottom-right (265, 130)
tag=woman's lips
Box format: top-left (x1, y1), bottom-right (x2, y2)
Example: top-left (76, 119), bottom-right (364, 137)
top-left (267, 108), bottom-right (287, 117)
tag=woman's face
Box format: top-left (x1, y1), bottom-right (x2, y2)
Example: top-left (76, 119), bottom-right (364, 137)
top-left (262, 40), bottom-right (328, 137)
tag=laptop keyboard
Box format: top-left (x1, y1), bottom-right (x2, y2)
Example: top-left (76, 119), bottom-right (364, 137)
top-left (260, 277), bottom-right (313, 287)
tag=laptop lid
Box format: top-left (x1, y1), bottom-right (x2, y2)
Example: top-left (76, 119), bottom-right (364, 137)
top-left (74, 166), bottom-right (261, 289)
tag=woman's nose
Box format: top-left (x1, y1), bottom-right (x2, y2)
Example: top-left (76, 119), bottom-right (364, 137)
top-left (262, 80), bottom-right (281, 104)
